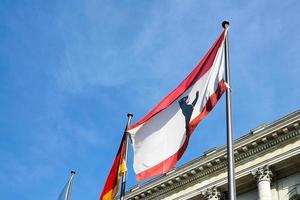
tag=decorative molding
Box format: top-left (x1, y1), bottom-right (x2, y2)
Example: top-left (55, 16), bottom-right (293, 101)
top-left (125, 111), bottom-right (300, 200)
top-left (127, 128), bottom-right (300, 200)
top-left (201, 186), bottom-right (221, 200)
top-left (251, 165), bottom-right (273, 182)
top-left (174, 146), bottom-right (300, 200)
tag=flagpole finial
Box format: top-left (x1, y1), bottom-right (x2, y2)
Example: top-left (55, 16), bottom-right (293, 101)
top-left (222, 21), bottom-right (230, 29)
top-left (126, 113), bottom-right (133, 130)
top-left (71, 170), bottom-right (76, 174)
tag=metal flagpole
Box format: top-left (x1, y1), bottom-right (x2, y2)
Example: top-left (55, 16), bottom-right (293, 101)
top-left (66, 170), bottom-right (76, 200)
top-left (120, 113), bottom-right (133, 200)
top-left (222, 21), bottom-right (237, 200)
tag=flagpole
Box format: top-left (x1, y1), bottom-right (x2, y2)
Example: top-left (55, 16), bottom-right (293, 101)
top-left (222, 21), bottom-right (236, 200)
top-left (120, 113), bottom-right (133, 200)
top-left (66, 170), bottom-right (76, 200)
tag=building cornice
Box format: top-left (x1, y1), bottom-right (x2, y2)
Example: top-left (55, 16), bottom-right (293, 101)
top-left (125, 110), bottom-right (300, 200)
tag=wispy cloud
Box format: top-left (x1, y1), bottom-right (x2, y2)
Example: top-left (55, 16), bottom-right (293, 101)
top-left (1, 1), bottom-right (300, 199)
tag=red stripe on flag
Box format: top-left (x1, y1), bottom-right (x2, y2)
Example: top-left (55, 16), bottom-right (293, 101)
top-left (136, 80), bottom-right (227, 181)
top-left (99, 134), bottom-right (126, 200)
top-left (128, 31), bottom-right (226, 131)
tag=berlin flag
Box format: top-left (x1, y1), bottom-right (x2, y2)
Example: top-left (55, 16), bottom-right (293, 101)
top-left (127, 29), bottom-right (228, 181)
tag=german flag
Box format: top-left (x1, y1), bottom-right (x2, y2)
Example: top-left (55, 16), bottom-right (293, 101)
top-left (100, 134), bottom-right (127, 200)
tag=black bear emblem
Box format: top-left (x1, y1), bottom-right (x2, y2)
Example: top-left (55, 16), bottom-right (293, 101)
top-left (178, 91), bottom-right (199, 132)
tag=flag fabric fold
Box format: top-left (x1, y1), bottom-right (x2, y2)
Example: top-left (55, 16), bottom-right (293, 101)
top-left (127, 29), bottom-right (228, 181)
top-left (99, 134), bottom-right (127, 200)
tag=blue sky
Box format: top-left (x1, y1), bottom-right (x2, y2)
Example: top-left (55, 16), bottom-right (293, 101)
top-left (0, 0), bottom-right (300, 199)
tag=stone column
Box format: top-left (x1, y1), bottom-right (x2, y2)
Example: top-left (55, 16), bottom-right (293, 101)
top-left (252, 165), bottom-right (273, 200)
top-left (202, 186), bottom-right (221, 200)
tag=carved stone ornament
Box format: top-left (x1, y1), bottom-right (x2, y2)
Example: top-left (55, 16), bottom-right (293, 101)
top-left (251, 165), bottom-right (273, 182)
top-left (201, 186), bottom-right (221, 200)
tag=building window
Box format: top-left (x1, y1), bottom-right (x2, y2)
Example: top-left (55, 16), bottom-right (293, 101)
top-left (288, 184), bottom-right (300, 200)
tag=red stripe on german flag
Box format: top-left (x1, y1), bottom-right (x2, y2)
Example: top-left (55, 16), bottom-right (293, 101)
top-left (99, 134), bottom-right (127, 200)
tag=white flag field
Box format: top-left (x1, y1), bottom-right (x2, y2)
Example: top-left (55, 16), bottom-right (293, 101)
top-left (127, 29), bottom-right (228, 181)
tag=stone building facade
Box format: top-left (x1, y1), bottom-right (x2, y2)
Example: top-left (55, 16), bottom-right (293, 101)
top-left (124, 110), bottom-right (300, 200)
